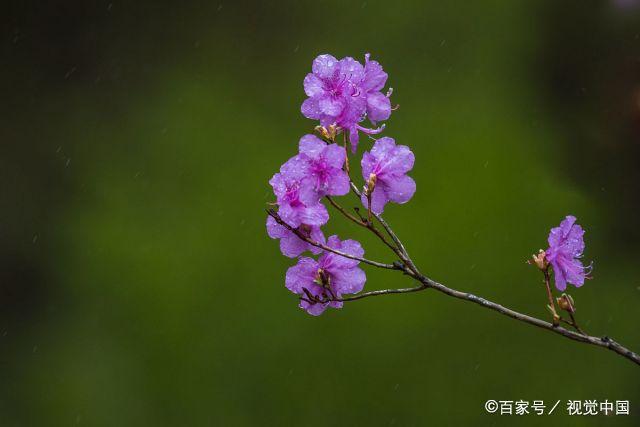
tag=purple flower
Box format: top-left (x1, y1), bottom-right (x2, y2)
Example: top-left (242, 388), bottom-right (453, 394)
top-left (360, 137), bottom-right (416, 214)
top-left (266, 216), bottom-right (325, 258)
top-left (269, 155), bottom-right (329, 228)
top-left (546, 215), bottom-right (592, 291)
top-left (297, 134), bottom-right (350, 203)
top-left (301, 54), bottom-right (391, 152)
top-left (285, 235), bottom-right (366, 316)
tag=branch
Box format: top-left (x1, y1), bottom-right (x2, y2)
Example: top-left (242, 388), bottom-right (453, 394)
top-left (408, 269), bottom-right (640, 366)
top-left (285, 199), bottom-right (640, 366)
top-left (333, 262), bottom-right (640, 366)
top-left (266, 209), bottom-right (399, 270)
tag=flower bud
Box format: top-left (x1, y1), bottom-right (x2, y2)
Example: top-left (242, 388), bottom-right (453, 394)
top-left (365, 173), bottom-right (377, 196)
top-left (314, 124), bottom-right (338, 142)
top-left (529, 249), bottom-right (549, 271)
top-left (556, 293), bottom-right (575, 314)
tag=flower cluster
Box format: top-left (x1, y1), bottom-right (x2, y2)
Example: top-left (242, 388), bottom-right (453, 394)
top-left (301, 54), bottom-right (393, 152)
top-left (267, 53), bottom-right (416, 315)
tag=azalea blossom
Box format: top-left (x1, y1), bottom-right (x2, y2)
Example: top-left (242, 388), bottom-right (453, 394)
top-left (546, 215), bottom-right (592, 291)
top-left (285, 236), bottom-right (366, 315)
top-left (360, 137), bottom-right (416, 214)
top-left (297, 134), bottom-right (350, 203)
top-left (269, 155), bottom-right (329, 228)
top-left (301, 53), bottom-right (391, 152)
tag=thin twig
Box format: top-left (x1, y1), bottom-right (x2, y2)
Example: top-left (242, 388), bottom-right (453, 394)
top-left (335, 283), bottom-right (427, 301)
top-left (325, 196), bottom-right (366, 227)
top-left (373, 213), bottom-right (419, 274)
top-left (543, 269), bottom-right (559, 326)
top-left (326, 196), bottom-right (402, 256)
top-left (266, 209), bottom-right (399, 270)
top-left (568, 312), bottom-right (586, 335)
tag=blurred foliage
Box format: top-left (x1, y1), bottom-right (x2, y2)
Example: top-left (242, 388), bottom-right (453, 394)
top-left (2, 1), bottom-right (640, 425)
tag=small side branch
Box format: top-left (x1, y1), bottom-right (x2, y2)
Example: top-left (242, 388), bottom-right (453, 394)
top-left (266, 209), bottom-right (399, 270)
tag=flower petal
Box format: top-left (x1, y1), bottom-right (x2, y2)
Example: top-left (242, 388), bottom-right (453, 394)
top-left (327, 170), bottom-right (350, 196)
top-left (309, 226), bottom-right (325, 254)
top-left (300, 202), bottom-right (329, 226)
top-left (266, 215), bottom-right (287, 239)
top-left (312, 54), bottom-right (339, 79)
top-left (319, 95), bottom-right (345, 117)
top-left (285, 257), bottom-right (318, 294)
top-left (366, 92), bottom-right (391, 122)
top-left (360, 151), bottom-right (376, 179)
top-left (348, 125), bottom-right (360, 153)
top-left (298, 177), bottom-right (321, 205)
top-left (384, 144), bottom-right (415, 175)
top-left (280, 231), bottom-right (311, 258)
top-left (303, 73), bottom-right (325, 97)
top-left (338, 56), bottom-right (365, 82)
top-left (361, 185), bottom-right (388, 214)
top-left (332, 266), bottom-right (366, 295)
top-left (299, 292), bottom-right (329, 315)
top-left (301, 97), bottom-right (321, 120)
top-left (278, 203), bottom-right (301, 228)
top-left (322, 144), bottom-right (346, 169)
top-left (299, 134), bottom-right (326, 159)
top-left (369, 137), bottom-right (397, 159)
top-left (269, 172), bottom-right (287, 200)
top-left (363, 55), bottom-right (388, 92)
top-left (322, 236), bottom-right (364, 270)
top-left (280, 154), bottom-right (308, 181)
top-left (551, 259), bottom-right (567, 291)
top-left (383, 174), bottom-right (416, 205)
top-left (563, 257), bottom-right (587, 287)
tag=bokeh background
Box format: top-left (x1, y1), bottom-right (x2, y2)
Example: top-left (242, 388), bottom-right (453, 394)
top-left (3, 1), bottom-right (640, 425)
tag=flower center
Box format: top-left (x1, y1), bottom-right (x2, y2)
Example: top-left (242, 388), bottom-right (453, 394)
top-left (314, 268), bottom-right (331, 287)
top-left (310, 159), bottom-right (330, 191)
top-left (284, 182), bottom-right (302, 206)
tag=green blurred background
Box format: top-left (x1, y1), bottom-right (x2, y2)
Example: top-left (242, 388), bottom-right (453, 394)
top-left (3, 1), bottom-right (640, 425)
